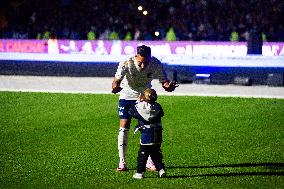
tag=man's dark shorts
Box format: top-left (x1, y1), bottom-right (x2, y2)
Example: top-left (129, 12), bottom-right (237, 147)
top-left (118, 99), bottom-right (136, 119)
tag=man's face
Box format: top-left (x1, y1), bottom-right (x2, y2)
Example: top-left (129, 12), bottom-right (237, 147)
top-left (136, 54), bottom-right (150, 70)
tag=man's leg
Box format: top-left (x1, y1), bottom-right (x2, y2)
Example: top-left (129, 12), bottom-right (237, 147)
top-left (117, 119), bottom-right (130, 171)
top-left (117, 99), bottom-right (135, 171)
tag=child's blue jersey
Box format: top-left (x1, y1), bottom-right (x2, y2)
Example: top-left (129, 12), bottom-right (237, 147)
top-left (129, 101), bottom-right (164, 145)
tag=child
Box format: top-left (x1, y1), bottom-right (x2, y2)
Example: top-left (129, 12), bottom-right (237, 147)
top-left (129, 88), bottom-right (166, 179)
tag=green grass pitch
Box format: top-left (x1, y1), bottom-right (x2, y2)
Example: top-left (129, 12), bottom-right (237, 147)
top-left (0, 91), bottom-right (283, 188)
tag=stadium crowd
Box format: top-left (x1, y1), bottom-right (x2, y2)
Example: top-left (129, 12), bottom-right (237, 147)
top-left (0, 0), bottom-right (283, 41)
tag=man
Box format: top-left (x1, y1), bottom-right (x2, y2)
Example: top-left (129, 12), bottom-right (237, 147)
top-left (112, 45), bottom-right (178, 171)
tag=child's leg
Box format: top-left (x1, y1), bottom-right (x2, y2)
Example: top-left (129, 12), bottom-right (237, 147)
top-left (137, 145), bottom-right (150, 173)
top-left (149, 144), bottom-right (165, 171)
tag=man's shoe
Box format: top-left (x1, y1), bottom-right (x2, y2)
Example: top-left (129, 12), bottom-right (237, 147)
top-left (116, 162), bottom-right (128, 172)
top-left (146, 161), bottom-right (156, 171)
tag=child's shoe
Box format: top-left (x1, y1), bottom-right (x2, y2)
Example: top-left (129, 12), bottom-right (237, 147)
top-left (133, 173), bottom-right (144, 179)
top-left (158, 169), bottom-right (166, 178)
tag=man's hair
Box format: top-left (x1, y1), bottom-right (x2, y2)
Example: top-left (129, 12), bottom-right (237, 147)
top-left (137, 45), bottom-right (151, 57)
top-left (143, 88), bottom-right (157, 103)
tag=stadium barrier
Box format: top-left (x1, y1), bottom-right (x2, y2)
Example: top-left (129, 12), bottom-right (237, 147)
top-left (0, 40), bottom-right (284, 86)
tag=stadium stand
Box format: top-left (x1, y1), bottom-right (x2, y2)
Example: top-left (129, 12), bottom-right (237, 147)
top-left (0, 0), bottom-right (283, 41)
top-left (0, 0), bottom-right (283, 86)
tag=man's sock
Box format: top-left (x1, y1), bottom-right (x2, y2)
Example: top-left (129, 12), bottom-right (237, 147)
top-left (118, 127), bottom-right (129, 163)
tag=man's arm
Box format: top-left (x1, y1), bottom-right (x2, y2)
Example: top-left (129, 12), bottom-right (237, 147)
top-left (112, 78), bottom-right (122, 94)
top-left (152, 57), bottom-right (179, 92)
top-left (112, 60), bottom-right (127, 94)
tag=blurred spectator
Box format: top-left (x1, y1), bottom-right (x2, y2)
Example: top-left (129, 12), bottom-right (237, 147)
top-left (87, 29), bottom-right (96, 40)
top-left (230, 27), bottom-right (239, 42)
top-left (247, 21), bottom-right (263, 55)
top-left (166, 27), bottom-right (176, 41)
top-left (0, 0), bottom-right (283, 42)
top-left (109, 31), bottom-right (120, 40)
top-left (124, 32), bottom-right (132, 40)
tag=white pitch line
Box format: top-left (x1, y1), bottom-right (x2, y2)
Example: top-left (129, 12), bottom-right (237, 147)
top-left (0, 75), bottom-right (284, 99)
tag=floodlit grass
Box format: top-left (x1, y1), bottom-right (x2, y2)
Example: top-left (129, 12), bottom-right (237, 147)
top-left (0, 91), bottom-right (283, 188)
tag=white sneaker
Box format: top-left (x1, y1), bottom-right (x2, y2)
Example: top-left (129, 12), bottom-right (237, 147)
top-left (116, 162), bottom-right (127, 172)
top-left (159, 169), bottom-right (166, 178)
top-left (133, 173), bottom-right (144, 179)
top-left (146, 161), bottom-right (156, 171)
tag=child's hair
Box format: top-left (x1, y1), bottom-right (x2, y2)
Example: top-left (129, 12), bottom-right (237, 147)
top-left (143, 88), bottom-right (157, 103)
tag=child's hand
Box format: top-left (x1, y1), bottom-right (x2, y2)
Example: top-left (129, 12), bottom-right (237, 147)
top-left (138, 94), bottom-right (144, 102)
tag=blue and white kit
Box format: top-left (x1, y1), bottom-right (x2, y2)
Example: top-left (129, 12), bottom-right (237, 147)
top-left (129, 100), bottom-right (164, 145)
top-left (115, 56), bottom-right (168, 100)
top-left (129, 100), bottom-right (165, 174)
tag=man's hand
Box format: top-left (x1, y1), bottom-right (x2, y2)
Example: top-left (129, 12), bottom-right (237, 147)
top-left (112, 79), bottom-right (122, 94)
top-left (162, 81), bottom-right (179, 92)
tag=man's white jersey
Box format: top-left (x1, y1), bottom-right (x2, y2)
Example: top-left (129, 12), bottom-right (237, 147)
top-left (115, 56), bottom-right (168, 100)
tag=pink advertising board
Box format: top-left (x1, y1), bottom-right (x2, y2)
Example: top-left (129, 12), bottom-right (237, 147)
top-left (0, 39), bottom-right (283, 56)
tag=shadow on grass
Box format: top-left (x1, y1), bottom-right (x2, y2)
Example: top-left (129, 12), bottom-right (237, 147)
top-left (167, 162), bottom-right (284, 169)
top-left (165, 162), bottom-right (284, 178)
top-left (166, 171), bottom-right (284, 178)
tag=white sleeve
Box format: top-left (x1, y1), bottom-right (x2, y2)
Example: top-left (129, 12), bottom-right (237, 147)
top-left (114, 61), bottom-right (128, 80)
